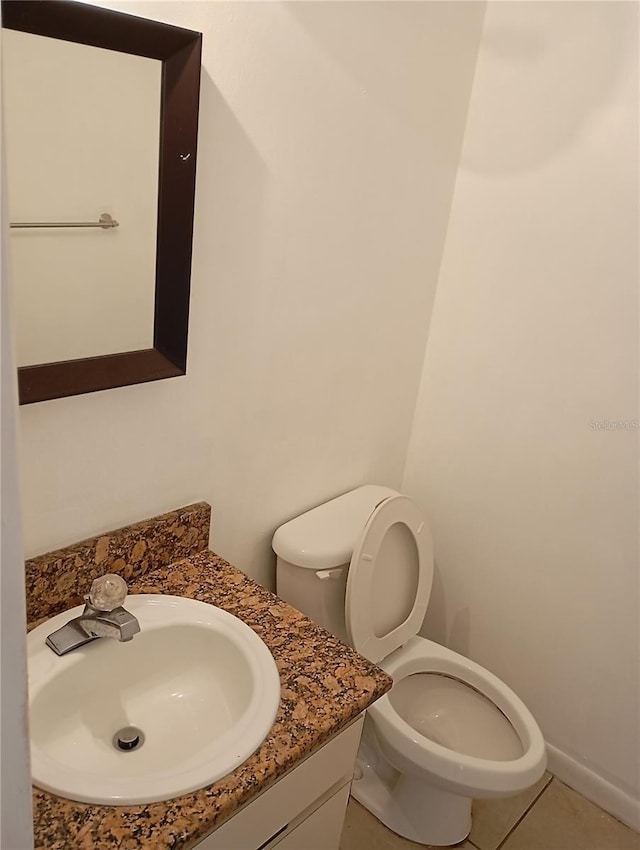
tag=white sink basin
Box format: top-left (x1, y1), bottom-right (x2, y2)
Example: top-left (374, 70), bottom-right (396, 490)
top-left (27, 595), bottom-right (281, 805)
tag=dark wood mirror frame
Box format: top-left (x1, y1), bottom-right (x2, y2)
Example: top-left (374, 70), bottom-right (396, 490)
top-left (2, 0), bottom-right (202, 405)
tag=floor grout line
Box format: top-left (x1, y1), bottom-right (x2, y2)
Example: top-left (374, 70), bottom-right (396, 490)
top-left (493, 776), bottom-right (555, 850)
top-left (343, 774), bottom-right (639, 850)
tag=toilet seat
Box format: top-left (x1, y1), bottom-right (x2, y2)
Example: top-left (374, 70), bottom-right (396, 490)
top-left (343, 493), bottom-right (545, 796)
top-left (345, 495), bottom-right (434, 664)
top-left (389, 673), bottom-right (524, 762)
top-left (368, 635), bottom-right (547, 798)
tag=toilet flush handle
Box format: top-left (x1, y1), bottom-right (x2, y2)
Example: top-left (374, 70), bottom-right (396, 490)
top-left (316, 568), bottom-right (344, 581)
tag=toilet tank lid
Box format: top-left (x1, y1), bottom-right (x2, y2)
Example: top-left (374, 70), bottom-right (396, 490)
top-left (272, 485), bottom-right (399, 570)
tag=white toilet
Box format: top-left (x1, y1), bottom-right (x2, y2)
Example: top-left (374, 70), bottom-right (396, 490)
top-left (272, 485), bottom-right (547, 846)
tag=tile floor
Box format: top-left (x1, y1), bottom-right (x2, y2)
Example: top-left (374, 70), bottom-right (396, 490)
top-left (340, 774), bottom-right (640, 850)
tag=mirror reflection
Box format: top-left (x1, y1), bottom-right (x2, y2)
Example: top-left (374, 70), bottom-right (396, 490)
top-left (3, 28), bottom-right (161, 366)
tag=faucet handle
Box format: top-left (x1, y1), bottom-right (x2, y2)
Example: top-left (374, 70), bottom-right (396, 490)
top-left (88, 573), bottom-right (128, 612)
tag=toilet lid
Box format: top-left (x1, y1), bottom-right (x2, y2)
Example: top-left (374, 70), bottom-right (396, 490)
top-left (345, 495), bottom-right (433, 664)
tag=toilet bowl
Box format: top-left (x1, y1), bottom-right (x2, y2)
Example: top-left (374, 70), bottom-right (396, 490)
top-left (272, 486), bottom-right (546, 846)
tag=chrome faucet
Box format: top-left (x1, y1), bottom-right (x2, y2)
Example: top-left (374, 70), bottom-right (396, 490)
top-left (45, 574), bottom-right (140, 656)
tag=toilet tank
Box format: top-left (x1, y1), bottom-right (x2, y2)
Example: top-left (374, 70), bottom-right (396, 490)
top-left (272, 485), bottom-right (398, 643)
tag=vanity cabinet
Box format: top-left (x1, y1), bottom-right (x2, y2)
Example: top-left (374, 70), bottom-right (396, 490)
top-left (195, 714), bottom-right (364, 850)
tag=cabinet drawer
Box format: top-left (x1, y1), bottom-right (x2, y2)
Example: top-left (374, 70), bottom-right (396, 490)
top-left (272, 783), bottom-right (351, 850)
top-left (197, 714), bottom-right (363, 850)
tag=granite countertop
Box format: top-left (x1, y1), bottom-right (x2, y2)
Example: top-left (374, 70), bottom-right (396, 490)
top-left (31, 545), bottom-right (392, 850)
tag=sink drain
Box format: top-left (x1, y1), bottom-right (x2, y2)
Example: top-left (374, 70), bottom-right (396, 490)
top-left (113, 726), bottom-right (145, 752)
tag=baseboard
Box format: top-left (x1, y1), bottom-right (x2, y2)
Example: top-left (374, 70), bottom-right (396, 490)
top-left (546, 743), bottom-right (640, 832)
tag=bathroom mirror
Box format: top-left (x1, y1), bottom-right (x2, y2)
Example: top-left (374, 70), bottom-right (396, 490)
top-left (2, 0), bottom-right (202, 404)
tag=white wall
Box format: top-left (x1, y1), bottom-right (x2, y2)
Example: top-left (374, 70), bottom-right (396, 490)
top-left (403, 1), bottom-right (639, 828)
top-left (17, 1), bottom-right (486, 589)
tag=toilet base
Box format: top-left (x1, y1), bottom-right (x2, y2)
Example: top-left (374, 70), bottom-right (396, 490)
top-left (352, 737), bottom-right (472, 847)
